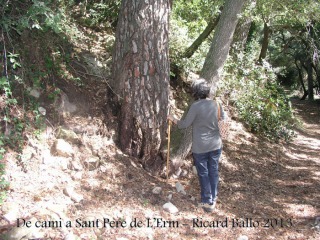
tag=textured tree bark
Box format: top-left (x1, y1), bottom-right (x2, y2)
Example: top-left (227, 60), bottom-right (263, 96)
top-left (170, 107), bottom-right (192, 171)
top-left (307, 58), bottom-right (314, 100)
top-left (232, 16), bottom-right (253, 51)
top-left (295, 59), bottom-right (308, 100)
top-left (201, 0), bottom-right (245, 89)
top-left (258, 21), bottom-right (270, 63)
top-left (302, 59), bottom-right (315, 101)
top-left (312, 63), bottom-right (320, 95)
top-left (112, 0), bottom-right (170, 168)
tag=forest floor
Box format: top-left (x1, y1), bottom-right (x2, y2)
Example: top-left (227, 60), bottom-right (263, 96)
top-left (0, 77), bottom-right (319, 240)
top-left (0, 22), bottom-right (319, 239)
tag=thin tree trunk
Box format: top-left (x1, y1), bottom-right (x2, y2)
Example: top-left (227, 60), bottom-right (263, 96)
top-left (258, 21), bottom-right (270, 63)
top-left (182, 12), bottom-right (221, 59)
top-left (307, 58), bottom-right (314, 100)
top-left (295, 59), bottom-right (308, 100)
top-left (112, 0), bottom-right (170, 168)
top-left (231, 0), bottom-right (256, 51)
top-left (170, 125), bottom-right (193, 171)
top-left (312, 63), bottom-right (320, 95)
top-left (201, 0), bottom-right (246, 87)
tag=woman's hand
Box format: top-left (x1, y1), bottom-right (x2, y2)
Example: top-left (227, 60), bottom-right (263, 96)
top-left (167, 115), bottom-right (178, 124)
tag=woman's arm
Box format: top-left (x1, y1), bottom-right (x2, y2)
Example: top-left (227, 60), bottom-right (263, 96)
top-left (168, 104), bottom-right (196, 129)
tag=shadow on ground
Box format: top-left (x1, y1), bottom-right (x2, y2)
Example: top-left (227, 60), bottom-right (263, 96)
top-left (215, 98), bottom-right (320, 238)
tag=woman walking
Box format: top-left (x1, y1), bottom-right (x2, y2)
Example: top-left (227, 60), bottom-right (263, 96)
top-left (168, 78), bottom-right (226, 213)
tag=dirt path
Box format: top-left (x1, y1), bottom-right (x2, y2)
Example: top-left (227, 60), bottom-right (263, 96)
top-left (215, 98), bottom-right (320, 239)
top-left (1, 96), bottom-right (319, 240)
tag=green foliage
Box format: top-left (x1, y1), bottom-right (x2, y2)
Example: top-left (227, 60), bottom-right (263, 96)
top-left (1, 0), bottom-right (80, 39)
top-left (8, 53), bottom-right (21, 70)
top-left (222, 41), bottom-right (295, 142)
top-left (254, 0), bottom-right (320, 92)
top-left (169, 0), bottom-right (223, 76)
top-left (0, 0), bottom-right (83, 178)
top-left (66, 0), bottom-right (121, 28)
top-left (0, 163), bottom-right (8, 204)
top-left (173, 0), bottom-right (223, 37)
top-left (236, 81), bottom-right (295, 142)
top-left (86, 1), bottom-right (121, 27)
top-left (169, 19), bottom-right (210, 75)
top-left (47, 88), bottom-right (61, 101)
top-left (0, 89), bottom-right (46, 173)
top-left (0, 77), bottom-right (12, 97)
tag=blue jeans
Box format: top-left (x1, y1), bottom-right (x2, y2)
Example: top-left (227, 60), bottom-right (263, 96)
top-left (193, 148), bottom-right (222, 204)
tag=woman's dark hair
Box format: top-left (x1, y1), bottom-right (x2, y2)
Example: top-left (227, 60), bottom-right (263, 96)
top-left (192, 78), bottom-right (210, 99)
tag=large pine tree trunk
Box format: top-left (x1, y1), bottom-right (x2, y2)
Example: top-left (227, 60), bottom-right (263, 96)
top-left (170, 0), bottom-right (245, 169)
top-left (112, 0), bottom-right (170, 168)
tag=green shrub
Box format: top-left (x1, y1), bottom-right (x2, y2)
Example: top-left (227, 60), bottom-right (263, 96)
top-left (87, 1), bottom-right (121, 27)
top-left (221, 42), bottom-right (295, 142)
top-left (235, 81), bottom-right (295, 141)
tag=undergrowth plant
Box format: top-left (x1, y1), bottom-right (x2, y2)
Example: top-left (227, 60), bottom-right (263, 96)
top-left (221, 41), bottom-right (296, 142)
top-left (235, 81), bottom-right (295, 141)
top-left (0, 0), bottom-right (79, 182)
top-left (0, 77), bottom-right (10, 203)
top-left (85, 0), bottom-right (121, 28)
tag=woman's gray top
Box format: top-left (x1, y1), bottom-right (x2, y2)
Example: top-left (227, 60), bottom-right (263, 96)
top-left (177, 98), bottom-right (226, 154)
